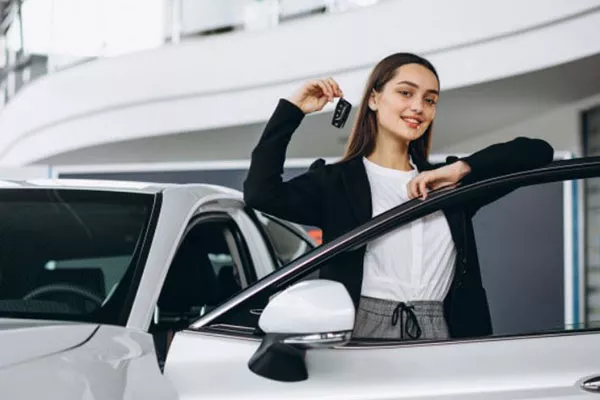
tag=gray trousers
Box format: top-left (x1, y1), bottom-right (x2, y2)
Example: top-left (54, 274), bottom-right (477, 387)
top-left (353, 296), bottom-right (450, 340)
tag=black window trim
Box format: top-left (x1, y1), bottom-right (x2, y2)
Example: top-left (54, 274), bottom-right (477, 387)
top-left (189, 157), bottom-right (600, 342)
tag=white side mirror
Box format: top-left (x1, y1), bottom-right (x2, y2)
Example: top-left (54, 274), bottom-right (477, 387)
top-left (259, 279), bottom-right (354, 336)
top-left (249, 279), bottom-right (355, 382)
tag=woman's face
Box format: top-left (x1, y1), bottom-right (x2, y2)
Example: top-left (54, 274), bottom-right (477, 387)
top-left (369, 63), bottom-right (439, 144)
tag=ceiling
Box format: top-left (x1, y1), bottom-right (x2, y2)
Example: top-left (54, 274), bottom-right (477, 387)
top-left (37, 52), bottom-right (600, 165)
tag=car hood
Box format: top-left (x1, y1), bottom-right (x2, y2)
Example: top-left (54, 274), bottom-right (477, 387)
top-left (0, 319), bottom-right (98, 369)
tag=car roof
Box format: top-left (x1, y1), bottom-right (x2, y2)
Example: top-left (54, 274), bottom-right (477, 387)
top-left (0, 178), bottom-right (243, 199)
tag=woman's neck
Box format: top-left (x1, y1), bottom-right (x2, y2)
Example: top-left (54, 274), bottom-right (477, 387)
top-left (367, 133), bottom-right (413, 171)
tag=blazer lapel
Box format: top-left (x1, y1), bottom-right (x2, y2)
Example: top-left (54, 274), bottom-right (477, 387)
top-left (341, 156), bottom-right (372, 226)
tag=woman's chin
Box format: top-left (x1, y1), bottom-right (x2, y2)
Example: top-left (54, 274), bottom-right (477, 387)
top-left (394, 129), bottom-right (425, 142)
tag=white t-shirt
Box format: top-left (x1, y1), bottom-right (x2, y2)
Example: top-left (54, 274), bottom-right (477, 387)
top-left (361, 157), bottom-right (456, 302)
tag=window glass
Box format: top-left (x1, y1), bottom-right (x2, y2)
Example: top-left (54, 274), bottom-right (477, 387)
top-left (157, 219), bottom-right (247, 322)
top-left (0, 189), bottom-right (154, 324)
top-left (256, 212), bottom-right (313, 266)
top-left (208, 175), bottom-right (592, 342)
top-left (152, 217), bottom-right (252, 366)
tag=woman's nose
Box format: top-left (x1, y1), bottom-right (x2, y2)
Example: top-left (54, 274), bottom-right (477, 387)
top-left (410, 98), bottom-right (424, 113)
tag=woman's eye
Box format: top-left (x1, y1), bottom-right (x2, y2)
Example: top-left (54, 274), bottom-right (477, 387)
top-left (398, 90), bottom-right (412, 97)
top-left (425, 98), bottom-right (437, 105)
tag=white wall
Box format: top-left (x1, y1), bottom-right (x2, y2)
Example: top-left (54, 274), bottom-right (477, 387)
top-left (439, 93), bottom-right (600, 157)
top-left (9, 0), bottom-right (165, 57)
top-left (37, 91), bottom-right (600, 166)
top-left (1, 0), bottom-right (599, 166)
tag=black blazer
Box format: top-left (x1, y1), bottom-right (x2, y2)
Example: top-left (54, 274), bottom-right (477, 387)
top-left (244, 99), bottom-right (554, 338)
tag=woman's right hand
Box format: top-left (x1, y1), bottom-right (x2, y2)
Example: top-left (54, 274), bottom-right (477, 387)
top-left (287, 78), bottom-right (344, 114)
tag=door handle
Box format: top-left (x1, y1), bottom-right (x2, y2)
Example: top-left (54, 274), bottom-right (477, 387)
top-left (582, 376), bottom-right (600, 393)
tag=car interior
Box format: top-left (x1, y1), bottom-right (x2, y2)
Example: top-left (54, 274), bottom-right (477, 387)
top-left (150, 219), bottom-right (246, 370)
top-left (0, 194), bottom-right (149, 321)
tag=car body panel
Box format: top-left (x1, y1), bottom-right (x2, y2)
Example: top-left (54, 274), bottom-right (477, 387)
top-left (0, 324), bottom-right (177, 399)
top-left (166, 329), bottom-right (599, 399)
top-left (0, 319), bottom-right (97, 369)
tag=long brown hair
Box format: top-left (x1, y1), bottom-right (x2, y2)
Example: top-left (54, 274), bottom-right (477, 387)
top-left (341, 53), bottom-right (439, 168)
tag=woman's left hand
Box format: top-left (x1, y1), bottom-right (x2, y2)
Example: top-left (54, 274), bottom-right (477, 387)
top-left (407, 161), bottom-right (472, 200)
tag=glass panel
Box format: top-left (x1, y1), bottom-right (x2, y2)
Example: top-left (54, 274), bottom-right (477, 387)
top-left (256, 213), bottom-right (312, 266)
top-left (0, 189), bottom-right (154, 324)
top-left (213, 175), bottom-right (597, 342)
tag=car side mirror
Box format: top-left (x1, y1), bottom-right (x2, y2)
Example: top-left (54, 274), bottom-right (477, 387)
top-left (248, 279), bottom-right (355, 382)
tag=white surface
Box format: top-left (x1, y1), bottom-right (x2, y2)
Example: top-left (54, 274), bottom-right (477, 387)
top-left (177, 0), bottom-right (247, 34)
top-left (9, 0), bottom-right (165, 57)
top-left (0, 177), bottom-right (240, 194)
top-left (0, 165), bottom-right (50, 179)
top-left (259, 280), bottom-right (355, 334)
top-left (0, 324), bottom-right (177, 399)
top-left (167, 328), bottom-right (600, 399)
top-left (0, 0), bottom-right (599, 165)
top-left (0, 319), bottom-right (96, 369)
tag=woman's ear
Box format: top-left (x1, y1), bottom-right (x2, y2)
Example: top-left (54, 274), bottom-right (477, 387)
top-left (368, 90), bottom-right (378, 111)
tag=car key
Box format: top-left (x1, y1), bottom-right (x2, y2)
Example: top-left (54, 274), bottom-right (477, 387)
top-left (331, 97), bottom-right (352, 128)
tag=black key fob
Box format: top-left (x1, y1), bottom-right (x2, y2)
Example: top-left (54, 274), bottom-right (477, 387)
top-left (331, 97), bottom-right (352, 128)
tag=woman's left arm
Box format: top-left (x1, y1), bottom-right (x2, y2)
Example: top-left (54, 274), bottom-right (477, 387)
top-left (458, 136), bottom-right (554, 186)
top-left (407, 137), bottom-right (554, 211)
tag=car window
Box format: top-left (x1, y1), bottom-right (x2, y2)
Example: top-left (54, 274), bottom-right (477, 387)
top-left (156, 216), bottom-right (251, 324)
top-left (201, 167), bottom-right (596, 343)
top-left (255, 212), bottom-right (313, 266)
top-left (152, 214), bottom-right (255, 367)
top-left (0, 189), bottom-right (156, 325)
top-left (46, 255), bottom-right (133, 300)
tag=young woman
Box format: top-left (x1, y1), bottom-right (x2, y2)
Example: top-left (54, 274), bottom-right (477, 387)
top-left (244, 53), bottom-right (554, 341)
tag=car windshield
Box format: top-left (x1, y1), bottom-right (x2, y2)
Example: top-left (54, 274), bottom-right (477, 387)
top-left (0, 188), bottom-right (156, 325)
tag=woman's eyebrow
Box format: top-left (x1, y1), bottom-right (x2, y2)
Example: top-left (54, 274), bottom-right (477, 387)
top-left (396, 80), bottom-right (439, 95)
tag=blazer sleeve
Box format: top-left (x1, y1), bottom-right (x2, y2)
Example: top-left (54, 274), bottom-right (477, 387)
top-left (454, 137), bottom-right (554, 216)
top-left (243, 99), bottom-right (326, 227)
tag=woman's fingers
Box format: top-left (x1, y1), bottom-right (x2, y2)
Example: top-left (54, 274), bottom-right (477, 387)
top-left (327, 77), bottom-right (343, 98)
top-left (315, 95), bottom-right (329, 110)
top-left (314, 80), bottom-right (331, 100)
top-left (322, 78), bottom-right (336, 102)
top-left (292, 78), bottom-right (343, 113)
top-left (407, 167), bottom-right (461, 200)
top-left (408, 174), bottom-right (431, 200)
top-left (290, 78), bottom-right (341, 113)
top-left (418, 179), bottom-right (429, 200)
top-left (407, 177), bottom-right (419, 200)
top-left (309, 78), bottom-right (343, 102)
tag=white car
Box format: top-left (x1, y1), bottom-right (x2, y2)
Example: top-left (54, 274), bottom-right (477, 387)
top-left (1, 157), bottom-right (600, 399)
top-left (0, 179), bottom-right (313, 398)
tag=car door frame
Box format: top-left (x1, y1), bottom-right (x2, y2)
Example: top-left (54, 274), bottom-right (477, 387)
top-left (189, 155), bottom-right (600, 335)
top-left (127, 192), bottom-right (278, 332)
top-left (161, 156), bottom-right (600, 399)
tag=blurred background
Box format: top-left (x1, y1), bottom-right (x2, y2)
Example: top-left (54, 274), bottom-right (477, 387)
top-left (0, 0), bottom-right (598, 330)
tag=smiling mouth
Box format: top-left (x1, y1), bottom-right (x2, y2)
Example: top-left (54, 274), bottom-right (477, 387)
top-left (401, 117), bottom-right (423, 129)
